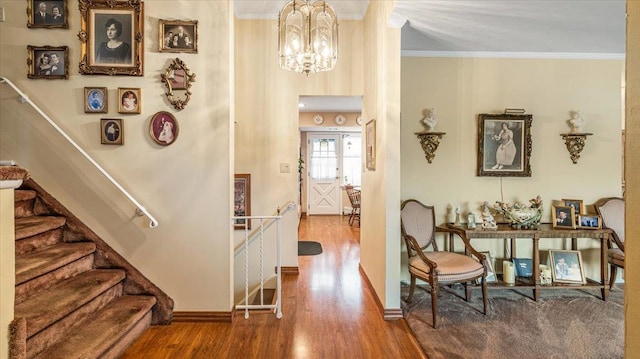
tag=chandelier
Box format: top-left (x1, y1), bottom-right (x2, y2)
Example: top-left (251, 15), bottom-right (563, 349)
top-left (278, 0), bottom-right (338, 75)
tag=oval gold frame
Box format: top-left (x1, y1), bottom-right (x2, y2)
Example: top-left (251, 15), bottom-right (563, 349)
top-left (160, 58), bottom-right (196, 111)
top-left (149, 111), bottom-right (179, 146)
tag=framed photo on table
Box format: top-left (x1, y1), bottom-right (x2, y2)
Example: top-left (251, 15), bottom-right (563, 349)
top-left (578, 214), bottom-right (602, 229)
top-left (78, 0), bottom-right (144, 76)
top-left (28, 0), bottom-right (69, 28)
top-left (477, 113), bottom-right (532, 177)
top-left (159, 19), bottom-right (198, 53)
top-left (118, 87), bottom-right (141, 114)
top-left (552, 205), bottom-right (576, 229)
top-left (549, 250), bottom-right (586, 284)
top-left (85, 87), bottom-right (107, 113)
top-left (28, 46), bottom-right (69, 79)
top-left (234, 174), bottom-right (251, 230)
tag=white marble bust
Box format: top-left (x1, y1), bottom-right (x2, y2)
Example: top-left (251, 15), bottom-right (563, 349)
top-left (421, 108), bottom-right (438, 132)
top-left (568, 111), bottom-right (585, 133)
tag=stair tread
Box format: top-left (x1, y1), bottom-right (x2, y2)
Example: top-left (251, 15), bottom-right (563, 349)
top-left (15, 216), bottom-right (66, 240)
top-left (15, 242), bottom-right (96, 285)
top-left (32, 295), bottom-right (156, 359)
top-left (15, 189), bottom-right (36, 202)
top-left (15, 269), bottom-right (126, 337)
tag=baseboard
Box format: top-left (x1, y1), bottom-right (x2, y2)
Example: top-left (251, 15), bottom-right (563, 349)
top-left (275, 266), bottom-right (299, 275)
top-left (359, 264), bottom-right (403, 320)
top-left (384, 308), bottom-right (404, 320)
top-left (173, 311), bottom-right (233, 323)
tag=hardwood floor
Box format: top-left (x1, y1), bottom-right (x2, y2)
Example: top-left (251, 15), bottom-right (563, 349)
top-left (121, 215), bottom-right (425, 358)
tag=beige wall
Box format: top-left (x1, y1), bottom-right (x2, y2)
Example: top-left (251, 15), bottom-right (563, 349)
top-left (401, 57), bottom-right (623, 280)
top-left (626, 1), bottom-right (640, 355)
top-left (0, 189), bottom-right (15, 359)
top-left (0, 1), bottom-right (234, 311)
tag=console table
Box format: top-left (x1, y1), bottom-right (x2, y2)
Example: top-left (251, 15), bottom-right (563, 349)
top-left (443, 223), bottom-right (613, 301)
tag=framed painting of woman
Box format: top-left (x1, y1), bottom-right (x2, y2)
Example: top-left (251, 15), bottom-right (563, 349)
top-left (477, 113), bottom-right (533, 177)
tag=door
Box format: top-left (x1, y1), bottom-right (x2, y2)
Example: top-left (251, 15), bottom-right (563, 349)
top-left (307, 133), bottom-right (341, 215)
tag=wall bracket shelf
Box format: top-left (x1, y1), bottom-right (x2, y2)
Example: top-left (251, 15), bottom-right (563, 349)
top-left (415, 132), bottom-right (446, 163)
top-left (560, 133), bottom-right (593, 164)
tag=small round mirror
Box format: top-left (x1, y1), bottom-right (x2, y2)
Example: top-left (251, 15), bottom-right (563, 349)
top-left (160, 58), bottom-right (195, 111)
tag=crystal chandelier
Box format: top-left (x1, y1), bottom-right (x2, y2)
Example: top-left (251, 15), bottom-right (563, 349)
top-left (278, 0), bottom-right (338, 75)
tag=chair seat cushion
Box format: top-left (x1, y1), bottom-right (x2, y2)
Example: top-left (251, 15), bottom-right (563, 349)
top-left (608, 248), bottom-right (624, 262)
top-left (409, 251), bottom-right (484, 283)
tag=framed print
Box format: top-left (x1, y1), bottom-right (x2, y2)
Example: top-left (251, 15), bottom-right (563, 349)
top-left (78, 0), bottom-right (144, 76)
top-left (552, 205), bottom-right (576, 229)
top-left (118, 87), bottom-right (141, 114)
top-left (149, 111), bottom-right (178, 146)
top-left (477, 113), bottom-right (533, 177)
top-left (549, 250), bottom-right (586, 284)
top-left (234, 174), bottom-right (251, 230)
top-left (578, 214), bottom-right (602, 229)
top-left (28, 0), bottom-right (69, 28)
top-left (159, 20), bottom-right (198, 53)
top-left (366, 119), bottom-right (376, 170)
top-left (85, 87), bottom-right (108, 113)
top-left (478, 251), bottom-right (497, 283)
top-left (27, 45), bottom-right (68, 79)
top-left (562, 199), bottom-right (585, 215)
top-left (100, 118), bottom-right (123, 145)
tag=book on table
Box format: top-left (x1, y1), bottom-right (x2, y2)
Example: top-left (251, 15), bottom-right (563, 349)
top-left (512, 258), bottom-right (533, 278)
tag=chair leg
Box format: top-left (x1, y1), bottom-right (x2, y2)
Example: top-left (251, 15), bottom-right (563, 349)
top-left (407, 276), bottom-right (416, 302)
top-left (609, 265), bottom-right (618, 290)
top-left (464, 282), bottom-right (471, 302)
top-left (430, 279), bottom-right (439, 328)
top-left (481, 276), bottom-right (488, 315)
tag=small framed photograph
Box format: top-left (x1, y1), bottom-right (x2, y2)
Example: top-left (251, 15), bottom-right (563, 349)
top-left (552, 205), bottom-right (576, 229)
top-left (549, 250), bottom-right (586, 284)
top-left (78, 0), bottom-right (144, 76)
top-left (28, 0), bottom-right (69, 28)
top-left (100, 118), bottom-right (123, 145)
top-left (27, 45), bottom-right (68, 79)
top-left (149, 111), bottom-right (179, 146)
top-left (118, 88), bottom-right (141, 114)
top-left (159, 20), bottom-right (198, 53)
top-left (84, 87), bottom-right (108, 113)
top-left (366, 119), bottom-right (376, 170)
top-left (562, 199), bottom-right (585, 215)
top-left (578, 214), bottom-right (602, 229)
top-left (477, 113), bottom-right (533, 177)
top-left (234, 174), bottom-right (251, 230)
top-left (477, 251), bottom-right (497, 283)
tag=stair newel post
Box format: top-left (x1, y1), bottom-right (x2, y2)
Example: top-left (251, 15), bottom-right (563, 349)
top-left (244, 224), bottom-right (250, 319)
top-left (276, 217), bottom-right (282, 319)
top-left (259, 220), bottom-right (264, 306)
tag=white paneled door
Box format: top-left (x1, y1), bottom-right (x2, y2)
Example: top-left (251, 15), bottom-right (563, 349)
top-left (307, 133), bottom-right (341, 215)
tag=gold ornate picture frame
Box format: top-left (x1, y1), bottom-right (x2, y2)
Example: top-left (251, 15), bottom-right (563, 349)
top-left (78, 0), bottom-right (144, 76)
top-left (100, 118), bottom-right (123, 145)
top-left (84, 87), bottom-right (107, 113)
top-left (28, 45), bottom-right (69, 79)
top-left (28, 0), bottom-right (69, 28)
top-left (160, 58), bottom-right (196, 111)
top-left (477, 113), bottom-right (532, 177)
top-left (234, 174), bottom-right (251, 230)
top-left (159, 19), bottom-right (198, 54)
top-left (118, 87), bottom-right (141, 114)
top-left (149, 111), bottom-right (178, 146)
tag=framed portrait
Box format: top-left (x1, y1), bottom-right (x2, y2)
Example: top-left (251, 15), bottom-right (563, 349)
top-left (549, 250), bottom-right (586, 284)
top-left (234, 174), bottom-right (251, 230)
top-left (78, 0), bottom-right (144, 76)
top-left (552, 205), bottom-right (576, 229)
top-left (578, 214), bottom-right (602, 229)
top-left (100, 118), bottom-right (123, 145)
top-left (159, 19), bottom-right (198, 54)
top-left (118, 87), bottom-right (141, 114)
top-left (477, 113), bottom-right (533, 177)
top-left (562, 199), bottom-right (585, 215)
top-left (149, 111), bottom-right (178, 146)
top-left (27, 45), bottom-right (68, 79)
top-left (84, 87), bottom-right (108, 113)
top-left (28, 0), bottom-right (69, 28)
top-left (366, 119), bottom-right (376, 170)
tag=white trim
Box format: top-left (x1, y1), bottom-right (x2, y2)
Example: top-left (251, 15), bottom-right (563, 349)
top-left (401, 50), bottom-right (625, 60)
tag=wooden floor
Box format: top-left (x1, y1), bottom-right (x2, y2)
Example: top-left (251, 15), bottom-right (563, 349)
top-left (121, 215), bottom-right (425, 358)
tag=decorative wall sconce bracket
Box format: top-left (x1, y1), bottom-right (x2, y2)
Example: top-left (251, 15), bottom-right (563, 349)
top-left (415, 131), bottom-right (446, 163)
top-left (560, 133), bottom-right (592, 164)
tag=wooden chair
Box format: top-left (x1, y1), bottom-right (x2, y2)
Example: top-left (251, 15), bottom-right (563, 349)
top-left (400, 199), bottom-right (488, 328)
top-left (595, 197), bottom-right (625, 290)
top-left (345, 185), bottom-right (360, 226)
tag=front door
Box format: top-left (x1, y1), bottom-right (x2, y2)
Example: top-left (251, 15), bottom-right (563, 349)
top-left (307, 133), bottom-right (341, 215)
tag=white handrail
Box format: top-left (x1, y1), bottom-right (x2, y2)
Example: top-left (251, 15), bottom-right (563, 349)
top-left (233, 201), bottom-right (296, 254)
top-left (0, 76), bottom-right (159, 228)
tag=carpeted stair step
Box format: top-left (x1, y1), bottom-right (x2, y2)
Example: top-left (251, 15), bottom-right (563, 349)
top-left (15, 216), bottom-right (66, 255)
top-left (14, 189), bottom-right (36, 218)
top-left (15, 269), bottom-right (126, 339)
top-left (15, 242), bottom-right (96, 303)
top-left (32, 295), bottom-right (156, 359)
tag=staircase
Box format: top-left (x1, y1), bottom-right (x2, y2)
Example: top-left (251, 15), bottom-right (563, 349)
top-left (9, 178), bottom-right (173, 358)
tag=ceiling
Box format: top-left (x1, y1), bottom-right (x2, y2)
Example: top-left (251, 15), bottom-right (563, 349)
top-left (234, 0), bottom-right (626, 111)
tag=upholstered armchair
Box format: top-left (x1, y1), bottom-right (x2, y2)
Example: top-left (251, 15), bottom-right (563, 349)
top-left (595, 197), bottom-right (625, 290)
top-left (400, 199), bottom-right (488, 328)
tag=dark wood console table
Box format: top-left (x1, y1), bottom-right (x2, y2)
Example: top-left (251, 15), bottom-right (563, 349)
top-left (443, 223), bottom-right (613, 301)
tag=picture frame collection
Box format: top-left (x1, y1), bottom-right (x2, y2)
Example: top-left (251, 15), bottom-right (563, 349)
top-left (27, 0), bottom-right (197, 147)
top-left (551, 198), bottom-right (602, 230)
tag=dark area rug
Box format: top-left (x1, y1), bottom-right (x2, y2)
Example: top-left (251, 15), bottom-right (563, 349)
top-left (298, 241), bottom-right (323, 256)
top-left (402, 284), bottom-right (624, 359)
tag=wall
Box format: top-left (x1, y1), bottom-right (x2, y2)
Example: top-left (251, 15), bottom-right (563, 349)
top-left (400, 57), bottom-right (623, 280)
top-left (625, 1), bottom-right (640, 355)
top-left (0, 1), bottom-right (234, 311)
